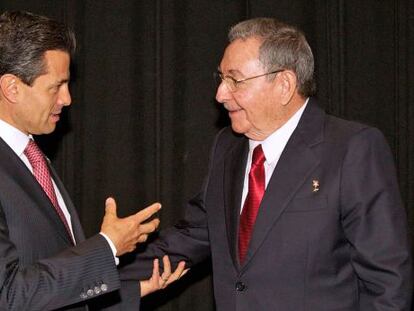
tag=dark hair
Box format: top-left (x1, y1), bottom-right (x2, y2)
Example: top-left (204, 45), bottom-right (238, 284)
top-left (0, 11), bottom-right (76, 86)
top-left (229, 18), bottom-right (316, 97)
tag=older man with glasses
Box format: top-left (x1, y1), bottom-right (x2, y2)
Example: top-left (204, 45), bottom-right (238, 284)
top-left (121, 17), bottom-right (412, 310)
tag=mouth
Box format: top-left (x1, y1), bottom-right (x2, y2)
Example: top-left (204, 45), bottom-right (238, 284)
top-left (223, 103), bottom-right (243, 114)
top-left (227, 108), bottom-right (243, 117)
top-left (50, 112), bottom-right (61, 122)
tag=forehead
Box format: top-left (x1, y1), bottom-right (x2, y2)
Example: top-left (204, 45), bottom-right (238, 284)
top-left (220, 37), bottom-right (263, 74)
top-left (42, 50), bottom-right (70, 77)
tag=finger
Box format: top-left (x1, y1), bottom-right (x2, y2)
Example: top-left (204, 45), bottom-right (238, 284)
top-left (162, 255), bottom-right (172, 276)
top-left (174, 261), bottom-right (186, 277)
top-left (134, 203), bottom-right (161, 223)
top-left (128, 245), bottom-right (137, 253)
top-left (165, 261), bottom-right (186, 285)
top-left (138, 219), bottom-right (160, 234)
top-left (152, 258), bottom-right (160, 280)
top-left (105, 197), bottom-right (117, 217)
top-left (160, 256), bottom-right (171, 288)
top-left (137, 234), bottom-right (148, 243)
top-left (161, 255), bottom-right (171, 288)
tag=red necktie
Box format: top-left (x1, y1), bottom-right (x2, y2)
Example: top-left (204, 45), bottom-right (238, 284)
top-left (238, 144), bottom-right (266, 264)
top-left (24, 140), bottom-right (74, 244)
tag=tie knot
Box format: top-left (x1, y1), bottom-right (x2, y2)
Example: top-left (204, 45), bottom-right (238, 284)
top-left (24, 140), bottom-right (44, 164)
top-left (252, 144), bottom-right (265, 166)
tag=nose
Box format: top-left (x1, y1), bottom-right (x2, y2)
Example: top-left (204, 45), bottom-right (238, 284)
top-left (215, 80), bottom-right (232, 104)
top-left (58, 84), bottom-right (72, 106)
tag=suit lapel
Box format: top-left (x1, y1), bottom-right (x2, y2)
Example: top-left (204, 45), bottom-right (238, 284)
top-left (0, 138), bottom-right (74, 246)
top-left (223, 137), bottom-right (248, 268)
top-left (241, 100), bottom-right (325, 267)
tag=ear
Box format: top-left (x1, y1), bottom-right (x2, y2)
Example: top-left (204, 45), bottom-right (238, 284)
top-left (0, 74), bottom-right (20, 103)
top-left (276, 70), bottom-right (297, 106)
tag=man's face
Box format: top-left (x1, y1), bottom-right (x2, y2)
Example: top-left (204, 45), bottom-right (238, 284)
top-left (216, 37), bottom-right (284, 141)
top-left (14, 50), bottom-right (71, 135)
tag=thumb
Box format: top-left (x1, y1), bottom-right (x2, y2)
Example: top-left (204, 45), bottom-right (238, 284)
top-left (105, 197), bottom-right (117, 217)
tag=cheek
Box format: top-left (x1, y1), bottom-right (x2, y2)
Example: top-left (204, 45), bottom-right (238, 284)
top-left (235, 97), bottom-right (262, 121)
top-left (233, 92), bottom-right (254, 111)
top-left (40, 95), bottom-right (56, 113)
top-left (32, 106), bottom-right (53, 126)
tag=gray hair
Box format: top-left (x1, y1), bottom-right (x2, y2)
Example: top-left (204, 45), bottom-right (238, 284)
top-left (0, 11), bottom-right (76, 86)
top-left (229, 17), bottom-right (316, 97)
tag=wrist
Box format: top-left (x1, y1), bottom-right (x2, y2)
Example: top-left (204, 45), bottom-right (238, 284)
top-left (99, 232), bottom-right (119, 265)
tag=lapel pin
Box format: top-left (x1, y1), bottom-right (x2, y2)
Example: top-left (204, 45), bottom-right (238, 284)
top-left (312, 179), bottom-right (320, 193)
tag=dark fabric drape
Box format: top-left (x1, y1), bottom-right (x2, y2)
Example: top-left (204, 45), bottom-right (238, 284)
top-left (1, 1), bottom-right (413, 310)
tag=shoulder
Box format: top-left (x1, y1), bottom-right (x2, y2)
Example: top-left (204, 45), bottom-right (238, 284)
top-left (302, 100), bottom-right (391, 158)
top-left (323, 112), bottom-right (387, 148)
top-left (322, 114), bottom-right (393, 167)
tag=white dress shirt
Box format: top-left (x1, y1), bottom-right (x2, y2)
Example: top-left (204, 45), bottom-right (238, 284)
top-left (240, 99), bottom-right (309, 212)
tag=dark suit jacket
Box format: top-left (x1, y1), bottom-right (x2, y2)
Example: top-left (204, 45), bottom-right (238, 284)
top-left (122, 99), bottom-right (412, 310)
top-left (0, 138), bottom-right (139, 311)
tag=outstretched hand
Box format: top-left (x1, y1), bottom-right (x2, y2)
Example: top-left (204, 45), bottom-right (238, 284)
top-left (100, 198), bottom-right (161, 256)
top-left (140, 255), bottom-right (188, 297)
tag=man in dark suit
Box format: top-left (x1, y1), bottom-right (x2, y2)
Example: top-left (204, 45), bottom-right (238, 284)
top-left (121, 18), bottom-right (413, 310)
top-left (0, 10), bottom-right (180, 310)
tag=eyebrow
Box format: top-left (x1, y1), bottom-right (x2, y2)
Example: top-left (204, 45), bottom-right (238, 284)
top-left (56, 77), bottom-right (70, 85)
top-left (217, 67), bottom-right (243, 77)
top-left (48, 78), bottom-right (69, 90)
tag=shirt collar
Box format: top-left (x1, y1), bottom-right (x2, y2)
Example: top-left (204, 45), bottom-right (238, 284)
top-left (249, 98), bottom-right (309, 163)
top-left (0, 119), bottom-right (31, 157)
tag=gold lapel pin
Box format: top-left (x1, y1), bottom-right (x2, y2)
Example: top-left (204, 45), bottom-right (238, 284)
top-left (312, 179), bottom-right (320, 193)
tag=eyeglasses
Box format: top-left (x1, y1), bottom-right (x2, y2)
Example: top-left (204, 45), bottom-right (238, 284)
top-left (214, 69), bottom-right (284, 92)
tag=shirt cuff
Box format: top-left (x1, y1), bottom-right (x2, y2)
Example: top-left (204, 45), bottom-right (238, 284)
top-left (99, 232), bottom-right (120, 266)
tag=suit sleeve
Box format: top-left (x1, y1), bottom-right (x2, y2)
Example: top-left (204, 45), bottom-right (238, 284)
top-left (0, 213), bottom-right (122, 311)
top-left (340, 127), bottom-right (412, 310)
top-left (116, 130), bottom-right (227, 284)
top-left (118, 182), bottom-right (211, 283)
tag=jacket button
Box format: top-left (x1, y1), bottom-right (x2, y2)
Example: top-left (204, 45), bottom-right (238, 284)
top-left (235, 281), bottom-right (246, 291)
top-left (101, 283), bottom-right (108, 292)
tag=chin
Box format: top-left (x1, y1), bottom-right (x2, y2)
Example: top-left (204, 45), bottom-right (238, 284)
top-left (42, 126), bottom-right (57, 135)
top-left (230, 123), bottom-right (249, 136)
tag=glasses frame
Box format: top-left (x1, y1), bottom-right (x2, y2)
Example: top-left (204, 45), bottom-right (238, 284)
top-left (215, 69), bottom-right (285, 92)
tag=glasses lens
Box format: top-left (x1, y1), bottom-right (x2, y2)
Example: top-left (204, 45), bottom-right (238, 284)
top-left (213, 72), bottom-right (237, 92)
top-left (212, 72), bottom-right (223, 92)
top-left (223, 77), bottom-right (238, 92)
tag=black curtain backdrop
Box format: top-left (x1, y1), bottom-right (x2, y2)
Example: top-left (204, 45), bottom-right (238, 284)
top-left (1, 1), bottom-right (413, 310)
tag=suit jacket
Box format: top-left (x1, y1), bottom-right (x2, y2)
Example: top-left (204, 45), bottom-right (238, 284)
top-left (121, 99), bottom-right (412, 310)
top-left (0, 137), bottom-right (139, 311)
